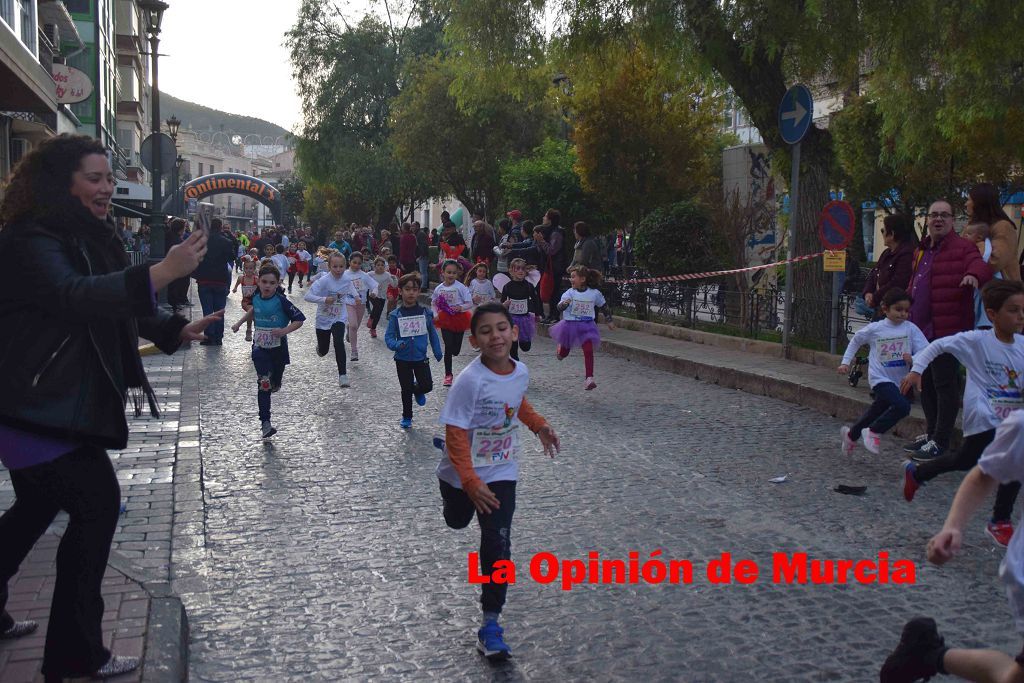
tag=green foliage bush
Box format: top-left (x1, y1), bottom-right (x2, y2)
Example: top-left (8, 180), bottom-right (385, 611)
top-left (633, 201), bottom-right (723, 277)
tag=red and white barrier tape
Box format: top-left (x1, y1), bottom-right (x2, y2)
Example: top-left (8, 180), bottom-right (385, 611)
top-left (605, 252), bottom-right (825, 285)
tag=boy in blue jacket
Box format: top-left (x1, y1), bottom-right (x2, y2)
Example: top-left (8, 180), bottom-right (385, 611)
top-left (386, 273), bottom-right (443, 428)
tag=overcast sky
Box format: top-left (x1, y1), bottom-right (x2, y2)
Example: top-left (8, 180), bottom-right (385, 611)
top-left (159, 0), bottom-right (306, 132)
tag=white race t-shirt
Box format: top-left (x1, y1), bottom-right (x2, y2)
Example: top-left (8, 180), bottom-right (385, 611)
top-left (431, 281), bottom-right (473, 313)
top-left (304, 273), bottom-right (356, 329)
top-left (559, 287), bottom-right (606, 321)
top-left (469, 278), bottom-right (497, 303)
top-left (912, 330), bottom-right (1024, 436)
top-left (841, 319), bottom-right (930, 388)
top-left (270, 253), bottom-right (290, 276)
top-left (437, 358), bottom-right (530, 489)
top-left (977, 411), bottom-right (1024, 632)
top-left (340, 269), bottom-right (377, 304)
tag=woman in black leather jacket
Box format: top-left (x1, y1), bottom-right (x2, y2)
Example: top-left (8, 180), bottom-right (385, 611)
top-left (0, 135), bottom-right (219, 681)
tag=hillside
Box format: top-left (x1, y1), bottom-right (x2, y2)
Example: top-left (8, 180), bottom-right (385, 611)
top-left (162, 92), bottom-right (292, 141)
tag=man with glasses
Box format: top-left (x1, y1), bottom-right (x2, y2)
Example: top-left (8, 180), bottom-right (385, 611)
top-left (905, 200), bottom-right (992, 461)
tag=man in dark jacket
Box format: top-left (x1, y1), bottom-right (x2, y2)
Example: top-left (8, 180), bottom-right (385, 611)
top-left (906, 200), bottom-right (992, 460)
top-left (192, 217), bottom-right (236, 344)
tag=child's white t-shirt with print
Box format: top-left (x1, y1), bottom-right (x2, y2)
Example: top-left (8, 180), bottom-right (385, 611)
top-left (977, 410), bottom-right (1024, 632)
top-left (559, 287), bottom-right (606, 322)
top-left (432, 281), bottom-right (473, 312)
top-left (437, 358), bottom-right (530, 489)
top-left (840, 318), bottom-right (930, 388)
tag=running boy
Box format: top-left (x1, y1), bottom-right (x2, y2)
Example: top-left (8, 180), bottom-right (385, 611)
top-left (880, 411), bottom-right (1024, 683)
top-left (435, 302), bottom-right (560, 661)
top-left (384, 273), bottom-right (442, 428)
top-left (231, 264), bottom-right (305, 438)
top-left (901, 280), bottom-right (1024, 546)
top-left (837, 288), bottom-right (929, 454)
top-left (232, 256), bottom-right (258, 341)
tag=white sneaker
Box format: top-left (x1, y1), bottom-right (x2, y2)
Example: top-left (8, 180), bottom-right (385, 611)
top-left (261, 421), bottom-right (277, 439)
top-left (863, 429), bottom-right (882, 455)
top-left (584, 377), bottom-right (597, 391)
top-left (338, 374), bottom-right (350, 387)
top-left (840, 426), bottom-right (856, 456)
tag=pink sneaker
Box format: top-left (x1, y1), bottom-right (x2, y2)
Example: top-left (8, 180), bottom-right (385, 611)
top-left (840, 427), bottom-right (856, 456)
top-left (584, 377), bottom-right (597, 390)
top-left (443, 374), bottom-right (453, 387)
top-left (863, 429), bottom-right (882, 455)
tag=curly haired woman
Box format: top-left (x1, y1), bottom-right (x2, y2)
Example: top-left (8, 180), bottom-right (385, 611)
top-left (0, 135), bottom-right (219, 681)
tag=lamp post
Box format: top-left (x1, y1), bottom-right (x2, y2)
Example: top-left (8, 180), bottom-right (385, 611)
top-left (139, 0), bottom-right (169, 260)
top-left (165, 114), bottom-right (181, 216)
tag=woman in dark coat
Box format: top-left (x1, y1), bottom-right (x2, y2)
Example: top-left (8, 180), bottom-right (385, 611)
top-left (0, 135), bottom-right (218, 681)
top-left (863, 213), bottom-right (916, 310)
top-left (166, 217), bottom-right (192, 309)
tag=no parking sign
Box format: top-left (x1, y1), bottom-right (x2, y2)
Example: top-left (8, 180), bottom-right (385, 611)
top-left (818, 201), bottom-right (855, 251)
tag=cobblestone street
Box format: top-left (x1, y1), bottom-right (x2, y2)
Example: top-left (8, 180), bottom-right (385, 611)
top-left (171, 286), bottom-right (1017, 681)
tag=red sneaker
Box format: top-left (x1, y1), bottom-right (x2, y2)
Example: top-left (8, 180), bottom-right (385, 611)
top-left (443, 374), bottom-right (453, 387)
top-left (987, 520), bottom-right (1014, 548)
top-left (902, 461), bottom-right (920, 502)
top-left (369, 329), bottom-right (377, 338)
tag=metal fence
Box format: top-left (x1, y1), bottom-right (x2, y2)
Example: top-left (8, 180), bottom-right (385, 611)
top-left (603, 266), bottom-right (874, 348)
top-left (127, 251), bottom-right (148, 266)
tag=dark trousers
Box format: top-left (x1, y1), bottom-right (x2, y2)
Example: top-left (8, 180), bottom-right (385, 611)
top-left (167, 276), bottom-right (190, 307)
top-left (509, 339), bottom-right (532, 361)
top-left (0, 446), bottom-right (119, 677)
top-left (315, 322), bottom-right (347, 375)
top-left (441, 329), bottom-right (465, 375)
top-left (548, 273), bottom-right (566, 321)
top-left (440, 479), bottom-right (516, 614)
top-left (849, 382), bottom-right (911, 440)
top-left (916, 428), bottom-right (1020, 521)
top-left (253, 347), bottom-right (287, 422)
top-left (395, 359), bottom-right (433, 418)
top-left (368, 297), bottom-right (386, 331)
top-left (921, 352), bottom-right (961, 448)
top-left (197, 283), bottom-right (229, 341)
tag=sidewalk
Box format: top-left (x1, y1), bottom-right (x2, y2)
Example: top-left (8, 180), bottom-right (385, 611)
top-left (537, 317), bottom-right (953, 443)
top-left (0, 345), bottom-right (192, 682)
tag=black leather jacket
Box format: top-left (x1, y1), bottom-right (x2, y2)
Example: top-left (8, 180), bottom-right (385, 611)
top-left (0, 221), bottom-right (187, 449)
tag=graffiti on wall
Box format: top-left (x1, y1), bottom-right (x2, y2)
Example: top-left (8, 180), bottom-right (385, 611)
top-left (746, 148), bottom-right (777, 288)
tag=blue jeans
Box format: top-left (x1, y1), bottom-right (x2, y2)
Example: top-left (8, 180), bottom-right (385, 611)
top-left (418, 257), bottom-right (429, 287)
top-left (197, 284), bottom-right (229, 341)
top-left (850, 381), bottom-right (911, 439)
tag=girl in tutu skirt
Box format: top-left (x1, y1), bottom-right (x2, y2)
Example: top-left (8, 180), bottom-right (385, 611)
top-left (500, 258), bottom-right (544, 361)
top-left (432, 259), bottom-right (474, 386)
top-left (550, 265), bottom-right (614, 390)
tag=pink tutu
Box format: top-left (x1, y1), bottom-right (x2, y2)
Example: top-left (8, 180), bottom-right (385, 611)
top-left (548, 319), bottom-right (601, 350)
top-left (511, 313), bottom-right (536, 342)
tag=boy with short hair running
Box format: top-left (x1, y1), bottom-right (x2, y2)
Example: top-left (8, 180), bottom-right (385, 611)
top-left (231, 264), bottom-right (305, 438)
top-left (384, 273), bottom-right (442, 428)
top-left (435, 302), bottom-right (560, 661)
top-left (880, 411), bottom-right (1024, 683)
top-left (901, 280), bottom-right (1024, 546)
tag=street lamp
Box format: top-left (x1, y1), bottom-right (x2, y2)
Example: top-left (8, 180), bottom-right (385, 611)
top-left (139, 0), bottom-right (169, 262)
top-left (166, 114), bottom-right (181, 141)
top-left (166, 115), bottom-right (181, 217)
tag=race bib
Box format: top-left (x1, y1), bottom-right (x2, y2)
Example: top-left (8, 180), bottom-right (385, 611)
top-left (398, 314), bottom-right (427, 338)
top-left (287, 257), bottom-right (296, 265)
top-left (875, 336), bottom-right (908, 368)
top-left (508, 299), bottom-right (529, 316)
top-left (443, 290), bottom-right (458, 304)
top-left (322, 300), bottom-right (343, 318)
top-left (990, 395), bottom-right (1024, 420)
top-left (470, 424), bottom-right (520, 468)
top-left (253, 327), bottom-right (281, 349)
top-left (241, 285), bottom-right (257, 298)
top-left (570, 299), bottom-right (596, 318)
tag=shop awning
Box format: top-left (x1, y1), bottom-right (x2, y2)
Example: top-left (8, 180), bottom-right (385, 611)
top-left (111, 201), bottom-right (149, 219)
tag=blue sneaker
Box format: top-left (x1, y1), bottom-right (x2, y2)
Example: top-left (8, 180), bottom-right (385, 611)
top-left (400, 417), bottom-right (413, 429)
top-left (476, 620), bottom-right (511, 661)
top-left (415, 392), bottom-right (427, 406)
top-left (433, 437), bottom-right (445, 451)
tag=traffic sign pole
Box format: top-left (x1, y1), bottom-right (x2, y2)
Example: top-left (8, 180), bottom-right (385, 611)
top-left (782, 142), bottom-right (800, 355)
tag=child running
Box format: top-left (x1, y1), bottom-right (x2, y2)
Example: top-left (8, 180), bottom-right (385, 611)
top-left (467, 263), bottom-right (497, 305)
top-left (901, 280), bottom-right (1024, 546)
top-left (230, 264), bottom-right (305, 438)
top-left (499, 258), bottom-right (543, 361)
top-left (285, 244), bottom-right (300, 293)
top-left (432, 259), bottom-right (474, 387)
top-left (304, 252), bottom-right (357, 387)
top-left (385, 255), bottom-right (402, 316)
top-left (340, 252), bottom-right (378, 361)
top-left (231, 256), bottom-right (258, 341)
top-left (435, 302), bottom-right (560, 661)
top-left (880, 411), bottom-right (1024, 683)
top-left (385, 273), bottom-right (443, 428)
top-left (270, 244), bottom-right (290, 281)
top-left (549, 265), bottom-right (614, 390)
top-left (837, 288), bottom-right (929, 454)
top-left (368, 256), bottom-right (398, 339)
top-left (295, 241), bottom-right (312, 289)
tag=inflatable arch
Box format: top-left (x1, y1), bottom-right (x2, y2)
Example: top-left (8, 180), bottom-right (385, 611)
top-left (178, 173), bottom-right (282, 223)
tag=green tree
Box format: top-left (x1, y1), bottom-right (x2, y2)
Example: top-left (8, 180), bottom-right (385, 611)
top-left (287, 1), bottom-right (444, 227)
top-left (277, 177), bottom-right (305, 229)
top-left (500, 138), bottom-right (601, 226)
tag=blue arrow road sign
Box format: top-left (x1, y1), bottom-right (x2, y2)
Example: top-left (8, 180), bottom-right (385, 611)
top-left (778, 84), bottom-right (813, 145)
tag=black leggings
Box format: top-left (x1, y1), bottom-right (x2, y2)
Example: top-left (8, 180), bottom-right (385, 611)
top-left (510, 339), bottom-right (532, 360)
top-left (441, 329), bottom-right (465, 375)
top-left (368, 296), bottom-right (387, 331)
top-left (287, 271), bottom-right (307, 289)
top-left (916, 428), bottom-right (1020, 521)
top-left (440, 479), bottom-right (516, 614)
top-left (315, 322), bottom-right (347, 375)
top-left (395, 359), bottom-right (433, 418)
